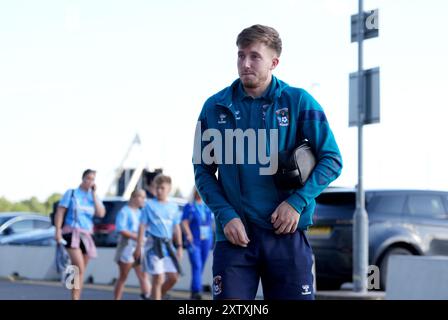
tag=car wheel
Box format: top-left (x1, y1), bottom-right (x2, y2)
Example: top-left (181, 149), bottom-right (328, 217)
top-left (379, 247), bottom-right (413, 290)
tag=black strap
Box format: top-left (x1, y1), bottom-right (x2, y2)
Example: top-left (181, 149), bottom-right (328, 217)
top-left (69, 189), bottom-right (78, 227)
top-left (60, 189), bottom-right (75, 227)
top-left (151, 237), bottom-right (183, 275)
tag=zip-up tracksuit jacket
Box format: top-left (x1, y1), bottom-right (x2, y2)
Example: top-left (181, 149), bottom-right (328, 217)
top-left (193, 76), bottom-right (343, 242)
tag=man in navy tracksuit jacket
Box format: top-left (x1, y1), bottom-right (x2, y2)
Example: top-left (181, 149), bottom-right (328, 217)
top-left (193, 25), bottom-right (343, 300)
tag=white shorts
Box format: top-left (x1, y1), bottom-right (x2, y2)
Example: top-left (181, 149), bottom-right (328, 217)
top-left (145, 254), bottom-right (177, 275)
top-left (114, 237), bottom-right (141, 265)
top-left (115, 245), bottom-right (135, 264)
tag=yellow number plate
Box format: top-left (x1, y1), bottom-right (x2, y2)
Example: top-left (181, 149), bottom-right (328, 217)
top-left (307, 226), bottom-right (332, 236)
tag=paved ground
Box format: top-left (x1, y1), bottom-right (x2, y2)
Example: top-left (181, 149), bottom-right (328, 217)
top-left (0, 278), bottom-right (384, 300)
top-left (0, 278), bottom-right (212, 300)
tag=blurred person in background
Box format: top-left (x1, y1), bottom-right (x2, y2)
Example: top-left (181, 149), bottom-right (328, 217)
top-left (134, 174), bottom-right (183, 300)
top-left (181, 187), bottom-right (214, 300)
top-left (54, 169), bottom-right (106, 300)
top-left (113, 189), bottom-right (152, 300)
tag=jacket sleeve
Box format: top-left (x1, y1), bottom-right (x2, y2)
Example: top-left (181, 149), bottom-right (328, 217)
top-left (193, 105), bottom-right (239, 229)
top-left (286, 90), bottom-right (343, 214)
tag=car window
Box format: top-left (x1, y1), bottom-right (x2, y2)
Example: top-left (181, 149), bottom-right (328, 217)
top-left (0, 217), bottom-right (10, 226)
top-left (315, 192), bottom-right (355, 208)
top-left (9, 220), bottom-right (34, 234)
top-left (34, 220), bottom-right (51, 229)
top-left (13, 238), bottom-right (56, 246)
top-left (367, 194), bottom-right (406, 215)
top-left (94, 201), bottom-right (127, 224)
top-left (407, 194), bottom-right (446, 218)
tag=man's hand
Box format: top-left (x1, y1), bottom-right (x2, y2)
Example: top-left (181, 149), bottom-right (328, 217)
top-left (223, 218), bottom-right (250, 247)
top-left (271, 201), bottom-right (300, 235)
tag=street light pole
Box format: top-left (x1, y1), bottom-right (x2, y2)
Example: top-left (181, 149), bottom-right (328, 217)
top-left (353, 0), bottom-right (369, 293)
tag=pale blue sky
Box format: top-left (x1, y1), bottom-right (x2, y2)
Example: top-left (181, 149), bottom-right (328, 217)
top-left (1, 0), bottom-right (447, 201)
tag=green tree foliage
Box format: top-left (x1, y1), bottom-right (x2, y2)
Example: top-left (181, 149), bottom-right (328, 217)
top-left (21, 197), bottom-right (46, 213)
top-left (0, 193), bottom-right (62, 216)
top-left (44, 193), bottom-right (62, 214)
top-left (173, 188), bottom-right (183, 198)
top-left (0, 197), bottom-right (13, 212)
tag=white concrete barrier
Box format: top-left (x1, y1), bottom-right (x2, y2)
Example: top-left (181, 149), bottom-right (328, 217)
top-left (386, 255), bottom-right (448, 300)
top-left (0, 245), bottom-right (213, 292)
top-left (0, 245), bottom-right (59, 281)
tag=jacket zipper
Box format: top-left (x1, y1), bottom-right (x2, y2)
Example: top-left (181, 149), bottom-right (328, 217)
top-left (215, 102), bottom-right (247, 227)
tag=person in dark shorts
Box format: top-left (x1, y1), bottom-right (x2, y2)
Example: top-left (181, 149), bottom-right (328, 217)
top-left (54, 169), bottom-right (105, 300)
top-left (193, 25), bottom-right (343, 300)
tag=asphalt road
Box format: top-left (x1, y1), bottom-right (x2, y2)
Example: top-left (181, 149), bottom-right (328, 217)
top-left (0, 278), bottom-right (384, 300)
top-left (0, 279), bottom-right (139, 300)
top-left (0, 278), bottom-right (207, 300)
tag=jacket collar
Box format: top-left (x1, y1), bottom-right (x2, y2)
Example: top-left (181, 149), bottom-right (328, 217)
top-left (215, 75), bottom-right (286, 113)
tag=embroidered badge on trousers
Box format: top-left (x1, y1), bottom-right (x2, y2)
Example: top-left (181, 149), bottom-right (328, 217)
top-left (213, 275), bottom-right (223, 295)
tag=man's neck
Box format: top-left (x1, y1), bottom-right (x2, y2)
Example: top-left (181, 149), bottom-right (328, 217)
top-left (243, 77), bottom-right (272, 99)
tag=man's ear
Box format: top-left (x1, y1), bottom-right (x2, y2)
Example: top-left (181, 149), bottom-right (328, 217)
top-left (271, 57), bottom-right (279, 70)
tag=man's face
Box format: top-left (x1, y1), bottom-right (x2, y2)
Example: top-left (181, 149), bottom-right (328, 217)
top-left (155, 183), bottom-right (171, 201)
top-left (237, 41), bottom-right (279, 89)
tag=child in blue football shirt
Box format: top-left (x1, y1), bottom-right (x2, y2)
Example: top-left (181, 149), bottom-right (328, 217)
top-left (113, 189), bottom-right (151, 300)
top-left (134, 174), bottom-right (183, 300)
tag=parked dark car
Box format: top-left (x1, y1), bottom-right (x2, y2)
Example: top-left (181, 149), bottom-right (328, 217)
top-left (0, 212), bottom-right (55, 246)
top-left (308, 188), bottom-right (448, 290)
top-left (93, 197), bottom-right (127, 247)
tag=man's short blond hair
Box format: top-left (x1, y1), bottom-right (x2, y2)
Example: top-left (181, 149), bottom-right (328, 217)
top-left (236, 24), bottom-right (282, 56)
